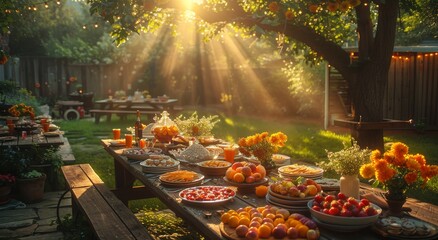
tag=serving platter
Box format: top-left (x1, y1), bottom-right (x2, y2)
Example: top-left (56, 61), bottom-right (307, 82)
top-left (265, 194), bottom-right (310, 213)
top-left (278, 164), bottom-right (324, 180)
top-left (267, 188), bottom-right (313, 205)
top-left (373, 216), bottom-right (438, 240)
top-left (43, 131), bottom-right (63, 137)
top-left (311, 216), bottom-right (374, 232)
top-left (179, 186), bottom-right (235, 204)
top-left (140, 159), bottom-right (180, 173)
top-left (159, 171), bottom-right (205, 187)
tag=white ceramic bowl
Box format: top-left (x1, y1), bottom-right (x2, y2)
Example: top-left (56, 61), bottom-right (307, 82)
top-left (307, 200), bottom-right (382, 226)
top-left (272, 154), bottom-right (291, 165)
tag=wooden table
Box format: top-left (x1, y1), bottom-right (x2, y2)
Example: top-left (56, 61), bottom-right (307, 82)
top-left (94, 98), bottom-right (179, 113)
top-left (0, 132), bottom-right (65, 148)
top-left (100, 139), bottom-right (438, 240)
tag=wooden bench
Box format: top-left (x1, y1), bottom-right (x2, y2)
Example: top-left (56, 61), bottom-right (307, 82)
top-left (61, 164), bottom-right (152, 240)
top-left (89, 109), bottom-right (160, 124)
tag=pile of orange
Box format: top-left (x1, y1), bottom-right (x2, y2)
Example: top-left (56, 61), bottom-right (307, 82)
top-left (225, 162), bottom-right (266, 184)
top-left (152, 125), bottom-right (179, 142)
top-left (221, 205), bottom-right (319, 239)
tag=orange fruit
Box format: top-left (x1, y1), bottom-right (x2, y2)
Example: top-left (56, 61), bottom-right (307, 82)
top-left (238, 217), bottom-right (251, 227)
top-left (297, 224), bottom-right (309, 238)
top-left (233, 173), bottom-right (245, 183)
top-left (255, 165), bottom-right (266, 178)
top-left (258, 224), bottom-right (271, 238)
top-left (307, 185), bottom-right (318, 195)
top-left (287, 219), bottom-right (300, 228)
top-left (221, 213), bottom-right (231, 223)
top-left (225, 168), bottom-right (237, 180)
top-left (265, 213), bottom-right (276, 220)
top-left (229, 215), bottom-right (241, 228)
top-left (273, 217), bottom-right (285, 226)
top-left (239, 212), bottom-right (250, 219)
top-left (241, 166), bottom-right (252, 177)
top-left (255, 185), bottom-right (268, 198)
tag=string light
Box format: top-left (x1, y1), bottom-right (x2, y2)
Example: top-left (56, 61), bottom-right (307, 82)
top-left (45, 2), bottom-right (49, 8)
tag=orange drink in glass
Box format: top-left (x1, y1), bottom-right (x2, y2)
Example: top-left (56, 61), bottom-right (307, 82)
top-left (125, 134), bottom-right (133, 148)
top-left (112, 128), bottom-right (121, 140)
top-left (139, 139), bottom-right (146, 148)
top-left (40, 118), bottom-right (47, 124)
top-left (42, 123), bottom-right (50, 132)
top-left (223, 147), bottom-right (236, 163)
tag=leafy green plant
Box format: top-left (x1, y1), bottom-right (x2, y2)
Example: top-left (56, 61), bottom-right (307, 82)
top-left (317, 141), bottom-right (371, 176)
top-left (19, 170), bottom-right (43, 179)
top-left (174, 111), bottom-right (220, 137)
top-left (136, 207), bottom-right (204, 240)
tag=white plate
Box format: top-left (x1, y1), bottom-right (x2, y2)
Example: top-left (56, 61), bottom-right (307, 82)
top-left (179, 186), bottom-right (235, 204)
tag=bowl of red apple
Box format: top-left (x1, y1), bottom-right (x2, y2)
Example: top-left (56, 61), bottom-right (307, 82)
top-left (308, 192), bottom-right (382, 226)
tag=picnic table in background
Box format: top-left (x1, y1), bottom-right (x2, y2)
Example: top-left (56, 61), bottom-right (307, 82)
top-left (90, 98), bottom-right (181, 123)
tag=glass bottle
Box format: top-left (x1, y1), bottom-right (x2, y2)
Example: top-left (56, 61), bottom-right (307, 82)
top-left (134, 110), bottom-right (143, 145)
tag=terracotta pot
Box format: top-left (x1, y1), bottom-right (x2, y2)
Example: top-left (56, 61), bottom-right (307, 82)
top-left (16, 174), bottom-right (46, 203)
top-left (0, 185), bottom-right (12, 205)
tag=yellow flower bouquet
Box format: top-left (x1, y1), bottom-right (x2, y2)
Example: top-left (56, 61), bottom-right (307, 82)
top-left (8, 103), bottom-right (35, 118)
top-left (360, 142), bottom-right (438, 201)
top-left (238, 132), bottom-right (287, 169)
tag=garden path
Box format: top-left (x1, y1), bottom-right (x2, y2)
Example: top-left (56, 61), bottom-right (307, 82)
top-left (0, 191), bottom-right (71, 239)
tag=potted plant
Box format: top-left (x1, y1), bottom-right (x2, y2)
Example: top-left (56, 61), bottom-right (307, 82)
top-left (0, 174), bottom-right (16, 204)
top-left (238, 132), bottom-right (288, 170)
top-left (16, 170), bottom-right (46, 203)
top-left (360, 142), bottom-right (438, 215)
top-left (0, 146), bottom-right (48, 203)
top-left (317, 141), bottom-right (371, 199)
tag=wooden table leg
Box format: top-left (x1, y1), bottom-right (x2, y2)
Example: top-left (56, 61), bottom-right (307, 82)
top-left (113, 159), bottom-right (136, 205)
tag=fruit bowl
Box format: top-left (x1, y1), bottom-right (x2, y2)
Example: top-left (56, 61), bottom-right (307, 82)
top-left (197, 160), bottom-right (231, 176)
top-left (307, 200), bottom-right (382, 226)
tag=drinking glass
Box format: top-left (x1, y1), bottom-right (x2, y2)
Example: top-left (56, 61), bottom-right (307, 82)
top-left (125, 134), bottom-right (133, 148)
top-left (112, 128), bottom-right (121, 140)
top-left (223, 147), bottom-right (236, 163)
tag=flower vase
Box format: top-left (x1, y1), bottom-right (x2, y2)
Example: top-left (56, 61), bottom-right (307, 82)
top-left (339, 175), bottom-right (360, 199)
top-left (259, 157), bottom-right (276, 171)
top-left (385, 192), bottom-right (407, 216)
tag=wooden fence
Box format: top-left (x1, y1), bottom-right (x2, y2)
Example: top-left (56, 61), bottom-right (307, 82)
top-left (384, 52), bottom-right (438, 128)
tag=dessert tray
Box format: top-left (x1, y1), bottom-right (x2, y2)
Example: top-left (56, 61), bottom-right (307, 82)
top-left (314, 178), bottom-right (340, 191)
top-left (140, 158), bottom-right (179, 174)
top-left (159, 170), bottom-right (204, 187)
top-left (373, 216), bottom-right (438, 239)
top-left (278, 164), bottom-right (324, 180)
top-left (179, 186), bottom-right (235, 204)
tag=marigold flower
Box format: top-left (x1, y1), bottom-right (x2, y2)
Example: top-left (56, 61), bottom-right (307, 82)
top-left (370, 149), bottom-right (381, 162)
top-left (327, 1), bottom-right (339, 12)
top-left (412, 154), bottom-right (426, 166)
top-left (383, 152), bottom-right (395, 165)
top-left (268, 2), bottom-right (279, 12)
top-left (376, 167), bottom-right (395, 183)
top-left (360, 163), bottom-right (375, 179)
top-left (285, 10), bottom-right (294, 20)
top-left (374, 159), bottom-right (388, 171)
top-left (391, 142), bottom-right (409, 158)
top-left (238, 138), bottom-right (247, 147)
top-left (404, 172), bottom-right (418, 185)
top-left (339, 1), bottom-right (350, 11)
top-left (406, 156), bottom-right (421, 171)
top-left (309, 4), bottom-right (319, 13)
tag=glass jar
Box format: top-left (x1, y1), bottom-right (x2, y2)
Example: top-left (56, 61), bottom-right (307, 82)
top-left (151, 111), bottom-right (179, 143)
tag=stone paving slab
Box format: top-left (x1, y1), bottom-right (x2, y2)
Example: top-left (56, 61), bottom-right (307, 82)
top-left (19, 231), bottom-right (64, 240)
top-left (0, 209), bottom-right (37, 224)
top-left (0, 223), bottom-right (38, 238)
top-left (0, 219), bottom-right (35, 229)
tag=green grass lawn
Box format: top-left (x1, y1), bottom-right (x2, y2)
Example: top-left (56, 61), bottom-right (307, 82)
top-left (57, 109), bottom-right (438, 208)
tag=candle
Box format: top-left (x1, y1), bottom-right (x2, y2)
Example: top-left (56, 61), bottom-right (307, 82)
top-left (112, 128), bottom-right (121, 140)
